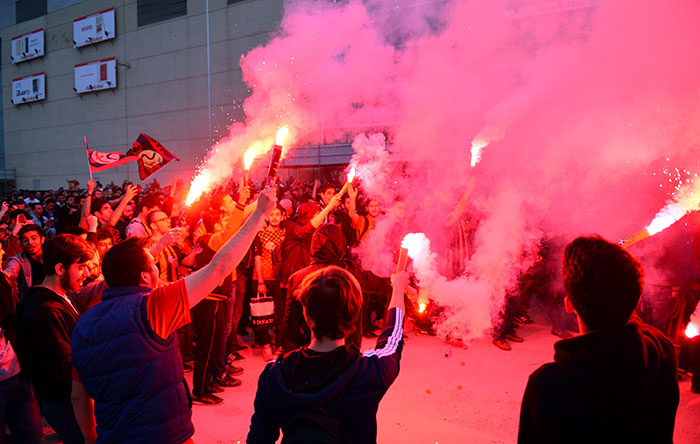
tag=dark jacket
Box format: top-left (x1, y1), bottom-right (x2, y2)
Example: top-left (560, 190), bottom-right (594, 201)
top-left (15, 286), bottom-right (80, 402)
top-left (276, 203), bottom-right (318, 283)
top-left (283, 224), bottom-right (361, 350)
top-left (0, 273), bottom-right (19, 347)
top-left (248, 307), bottom-right (404, 444)
top-left (518, 319), bottom-right (679, 444)
top-left (71, 286), bottom-right (194, 444)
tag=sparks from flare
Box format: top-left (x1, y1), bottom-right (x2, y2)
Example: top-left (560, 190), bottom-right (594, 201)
top-left (646, 175), bottom-right (700, 235)
top-left (620, 173), bottom-right (700, 247)
top-left (186, 126), bottom-right (290, 205)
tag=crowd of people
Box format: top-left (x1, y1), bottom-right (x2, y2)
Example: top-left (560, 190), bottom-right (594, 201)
top-left (0, 170), bottom-right (697, 443)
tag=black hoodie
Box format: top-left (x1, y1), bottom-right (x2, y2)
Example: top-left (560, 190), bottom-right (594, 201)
top-left (15, 286), bottom-right (80, 402)
top-left (518, 319), bottom-right (679, 444)
top-left (283, 224), bottom-right (361, 351)
top-left (248, 307), bottom-right (404, 444)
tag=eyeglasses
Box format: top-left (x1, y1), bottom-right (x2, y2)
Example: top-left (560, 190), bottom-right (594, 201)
top-left (152, 217), bottom-right (170, 224)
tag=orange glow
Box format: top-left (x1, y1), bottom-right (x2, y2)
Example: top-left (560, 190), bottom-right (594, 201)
top-left (276, 126), bottom-right (289, 146)
top-left (418, 302), bottom-right (427, 313)
top-left (244, 149), bottom-right (256, 170)
top-left (347, 167), bottom-right (356, 183)
top-left (186, 172), bottom-right (211, 206)
top-left (686, 322), bottom-right (699, 339)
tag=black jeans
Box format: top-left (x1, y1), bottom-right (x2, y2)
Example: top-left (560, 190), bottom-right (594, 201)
top-left (191, 299), bottom-right (225, 396)
top-left (0, 373), bottom-right (41, 444)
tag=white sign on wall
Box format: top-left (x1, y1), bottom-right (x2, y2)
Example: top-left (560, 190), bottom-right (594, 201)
top-left (11, 29), bottom-right (45, 63)
top-left (73, 8), bottom-right (116, 48)
top-left (12, 73), bottom-right (46, 105)
top-left (74, 58), bottom-right (117, 94)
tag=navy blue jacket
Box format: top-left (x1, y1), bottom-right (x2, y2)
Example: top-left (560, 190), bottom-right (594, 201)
top-left (72, 286), bottom-right (194, 444)
top-left (248, 307), bottom-right (405, 443)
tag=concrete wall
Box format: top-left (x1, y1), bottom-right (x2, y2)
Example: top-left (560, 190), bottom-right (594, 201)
top-left (1, 0), bottom-right (284, 189)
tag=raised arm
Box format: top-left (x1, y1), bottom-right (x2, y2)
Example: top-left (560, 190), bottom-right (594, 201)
top-left (79, 179), bottom-right (95, 229)
top-left (310, 194), bottom-right (341, 228)
top-left (346, 184), bottom-right (361, 226)
top-left (106, 184), bottom-right (138, 227)
top-left (184, 188), bottom-right (276, 307)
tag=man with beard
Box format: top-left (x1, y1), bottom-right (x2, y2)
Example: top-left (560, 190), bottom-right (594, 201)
top-left (15, 234), bottom-right (93, 444)
top-left (4, 225), bottom-right (46, 300)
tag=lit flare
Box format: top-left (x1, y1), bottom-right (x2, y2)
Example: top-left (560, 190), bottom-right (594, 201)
top-left (470, 139), bottom-right (488, 167)
top-left (401, 233), bottom-right (430, 260)
top-left (276, 126), bottom-right (289, 146)
top-left (244, 149), bottom-right (256, 171)
top-left (339, 167), bottom-right (356, 195)
top-left (686, 322), bottom-right (699, 339)
top-left (185, 172), bottom-right (211, 206)
top-left (620, 175), bottom-right (700, 247)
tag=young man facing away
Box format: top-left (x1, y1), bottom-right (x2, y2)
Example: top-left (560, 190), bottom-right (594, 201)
top-left (70, 188), bottom-right (276, 444)
top-left (518, 235), bottom-right (679, 444)
top-left (247, 266), bottom-right (407, 444)
top-left (15, 234), bottom-right (93, 444)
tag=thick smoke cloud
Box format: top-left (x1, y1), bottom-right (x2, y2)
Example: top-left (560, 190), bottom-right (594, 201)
top-left (195, 0), bottom-right (700, 342)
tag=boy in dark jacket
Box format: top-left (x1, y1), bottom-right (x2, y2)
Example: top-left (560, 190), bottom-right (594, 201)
top-left (247, 266), bottom-right (407, 444)
top-left (518, 235), bottom-right (679, 443)
top-left (16, 234), bottom-right (93, 444)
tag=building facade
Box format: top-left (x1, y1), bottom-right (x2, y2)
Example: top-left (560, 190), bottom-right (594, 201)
top-left (1, 0), bottom-right (294, 190)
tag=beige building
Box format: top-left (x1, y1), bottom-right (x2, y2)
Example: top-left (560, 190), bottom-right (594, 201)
top-left (1, 0), bottom-right (289, 190)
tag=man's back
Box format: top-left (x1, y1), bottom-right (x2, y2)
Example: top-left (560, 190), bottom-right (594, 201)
top-left (518, 319), bottom-right (679, 444)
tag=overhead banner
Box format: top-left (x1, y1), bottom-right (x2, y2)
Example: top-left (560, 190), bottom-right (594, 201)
top-left (11, 29), bottom-right (44, 63)
top-left (74, 58), bottom-right (117, 94)
top-left (73, 8), bottom-right (116, 48)
top-left (12, 72), bottom-right (46, 105)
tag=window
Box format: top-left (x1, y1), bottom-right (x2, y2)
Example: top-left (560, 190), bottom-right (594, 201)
top-left (137, 0), bottom-right (187, 27)
top-left (15, 0), bottom-right (47, 23)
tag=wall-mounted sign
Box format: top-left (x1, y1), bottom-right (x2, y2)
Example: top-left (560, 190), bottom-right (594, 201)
top-left (73, 8), bottom-right (116, 48)
top-left (11, 29), bottom-right (45, 63)
top-left (12, 72), bottom-right (46, 105)
top-left (74, 58), bottom-right (117, 94)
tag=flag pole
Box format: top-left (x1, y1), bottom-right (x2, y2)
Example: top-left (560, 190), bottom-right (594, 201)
top-left (84, 136), bottom-right (93, 180)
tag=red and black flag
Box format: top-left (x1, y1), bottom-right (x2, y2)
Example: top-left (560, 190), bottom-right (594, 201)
top-left (87, 149), bottom-right (138, 173)
top-left (67, 179), bottom-right (80, 190)
top-left (127, 133), bottom-right (180, 180)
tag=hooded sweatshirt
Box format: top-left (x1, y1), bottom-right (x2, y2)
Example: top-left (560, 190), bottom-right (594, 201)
top-left (247, 307), bottom-right (404, 444)
top-left (283, 224), bottom-right (361, 351)
top-left (518, 319), bottom-right (679, 444)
